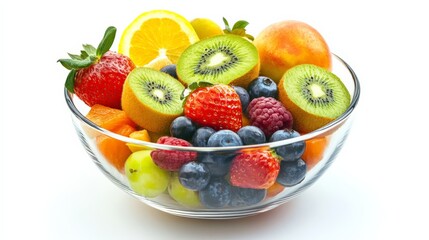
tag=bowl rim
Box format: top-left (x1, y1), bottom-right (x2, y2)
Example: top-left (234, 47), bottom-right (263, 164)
top-left (64, 54), bottom-right (360, 152)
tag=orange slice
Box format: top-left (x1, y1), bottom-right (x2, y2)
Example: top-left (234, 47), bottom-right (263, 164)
top-left (144, 55), bottom-right (173, 70)
top-left (119, 10), bottom-right (199, 67)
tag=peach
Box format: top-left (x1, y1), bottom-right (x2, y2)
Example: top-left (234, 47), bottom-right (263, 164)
top-left (254, 20), bottom-right (332, 82)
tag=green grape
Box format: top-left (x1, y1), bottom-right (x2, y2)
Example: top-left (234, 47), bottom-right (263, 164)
top-left (124, 150), bottom-right (170, 198)
top-left (168, 173), bottom-right (200, 207)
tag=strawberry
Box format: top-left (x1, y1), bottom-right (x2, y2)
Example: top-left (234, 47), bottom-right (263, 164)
top-left (229, 150), bottom-right (280, 189)
top-left (182, 82), bottom-right (242, 132)
top-left (58, 26), bottom-right (135, 109)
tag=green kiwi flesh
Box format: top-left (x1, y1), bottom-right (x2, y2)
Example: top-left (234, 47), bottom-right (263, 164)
top-left (127, 68), bottom-right (184, 114)
top-left (121, 67), bottom-right (185, 132)
top-left (280, 64), bottom-right (350, 121)
top-left (176, 34), bottom-right (259, 86)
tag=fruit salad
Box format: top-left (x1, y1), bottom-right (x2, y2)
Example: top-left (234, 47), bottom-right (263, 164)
top-left (60, 10), bottom-right (351, 209)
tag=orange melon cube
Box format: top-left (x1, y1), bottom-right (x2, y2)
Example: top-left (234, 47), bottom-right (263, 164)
top-left (96, 124), bottom-right (136, 172)
top-left (266, 182), bottom-right (285, 198)
top-left (301, 136), bottom-right (330, 170)
top-left (86, 104), bottom-right (137, 131)
top-left (127, 129), bottom-right (152, 152)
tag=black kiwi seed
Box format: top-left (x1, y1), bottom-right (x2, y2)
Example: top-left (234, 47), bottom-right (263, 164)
top-left (143, 81), bottom-right (173, 105)
top-left (301, 75), bottom-right (335, 106)
top-left (194, 45), bottom-right (239, 76)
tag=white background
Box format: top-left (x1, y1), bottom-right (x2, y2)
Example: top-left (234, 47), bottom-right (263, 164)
top-left (1, 0), bottom-right (429, 239)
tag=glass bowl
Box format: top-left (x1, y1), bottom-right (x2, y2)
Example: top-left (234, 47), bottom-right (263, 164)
top-left (65, 54), bottom-right (360, 219)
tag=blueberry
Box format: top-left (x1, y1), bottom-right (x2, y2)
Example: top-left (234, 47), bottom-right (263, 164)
top-left (202, 130), bottom-right (242, 176)
top-left (237, 126), bottom-right (266, 145)
top-left (170, 116), bottom-right (198, 141)
top-left (233, 86), bottom-right (250, 111)
top-left (199, 177), bottom-right (232, 208)
top-left (276, 159), bottom-right (307, 187)
top-left (247, 76), bottom-right (278, 100)
top-left (160, 64), bottom-right (178, 79)
top-left (198, 152), bottom-right (234, 176)
top-left (229, 187), bottom-right (266, 207)
top-left (269, 129), bottom-right (306, 161)
top-left (191, 127), bottom-right (216, 147)
top-left (207, 130), bottom-right (243, 147)
top-left (179, 161), bottom-right (211, 191)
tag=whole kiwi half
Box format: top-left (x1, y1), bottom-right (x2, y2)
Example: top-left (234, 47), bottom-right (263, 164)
top-left (278, 64), bottom-right (351, 133)
top-left (121, 67), bottom-right (185, 133)
top-left (176, 34), bottom-right (260, 87)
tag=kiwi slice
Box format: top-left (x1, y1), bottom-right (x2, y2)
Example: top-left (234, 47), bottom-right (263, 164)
top-left (176, 34), bottom-right (259, 87)
top-left (278, 64), bottom-right (351, 133)
top-left (121, 67), bottom-right (185, 133)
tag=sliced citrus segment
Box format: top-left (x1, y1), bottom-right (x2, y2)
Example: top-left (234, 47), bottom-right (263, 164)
top-left (119, 10), bottom-right (199, 67)
top-left (144, 55), bottom-right (173, 70)
top-left (190, 18), bottom-right (224, 40)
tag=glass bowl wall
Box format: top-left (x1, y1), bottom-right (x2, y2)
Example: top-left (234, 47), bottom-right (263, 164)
top-left (65, 54), bottom-right (360, 219)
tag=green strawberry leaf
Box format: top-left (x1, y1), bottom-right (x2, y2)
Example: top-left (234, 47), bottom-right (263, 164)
top-left (96, 26), bottom-right (116, 57)
top-left (180, 88), bottom-right (191, 101)
top-left (189, 81), bottom-right (213, 90)
top-left (232, 20), bottom-right (249, 30)
top-left (80, 50), bottom-right (89, 59)
top-left (231, 28), bottom-right (246, 36)
top-left (180, 81), bottom-right (214, 100)
top-left (65, 69), bottom-right (77, 93)
top-left (68, 53), bottom-right (82, 60)
top-left (57, 57), bottom-right (93, 70)
top-left (197, 81), bottom-right (213, 88)
top-left (82, 44), bottom-right (96, 56)
top-left (188, 82), bottom-right (199, 91)
top-left (245, 33), bottom-right (255, 41)
top-left (222, 17), bottom-right (231, 32)
top-left (222, 18), bottom-right (254, 41)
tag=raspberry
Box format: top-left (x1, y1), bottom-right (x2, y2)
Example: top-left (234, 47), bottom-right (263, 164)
top-left (150, 136), bottom-right (197, 171)
top-left (247, 97), bottom-right (293, 137)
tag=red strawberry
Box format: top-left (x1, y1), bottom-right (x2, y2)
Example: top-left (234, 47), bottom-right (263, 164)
top-left (183, 82), bottom-right (242, 132)
top-left (59, 26), bottom-right (135, 109)
top-left (229, 150), bottom-right (280, 189)
top-left (150, 136), bottom-right (197, 171)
